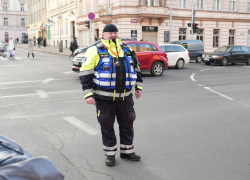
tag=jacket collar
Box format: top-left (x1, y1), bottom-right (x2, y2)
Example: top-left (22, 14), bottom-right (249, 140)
top-left (101, 38), bottom-right (122, 50)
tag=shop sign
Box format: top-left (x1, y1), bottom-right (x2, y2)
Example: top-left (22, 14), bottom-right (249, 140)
top-left (47, 27), bottom-right (51, 39)
top-left (142, 26), bottom-right (158, 32)
top-left (48, 19), bottom-right (53, 23)
top-left (33, 29), bottom-right (37, 31)
top-left (131, 30), bottom-right (137, 40)
top-left (45, 24), bottom-right (52, 27)
top-left (164, 31), bottom-right (169, 43)
top-left (131, 19), bottom-right (138, 23)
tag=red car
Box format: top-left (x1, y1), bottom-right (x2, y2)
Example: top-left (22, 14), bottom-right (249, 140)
top-left (124, 41), bottom-right (168, 76)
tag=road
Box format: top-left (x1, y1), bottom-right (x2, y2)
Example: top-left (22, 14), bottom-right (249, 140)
top-left (1, 48), bottom-right (250, 180)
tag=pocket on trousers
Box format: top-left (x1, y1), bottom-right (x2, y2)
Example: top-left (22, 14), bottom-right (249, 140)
top-left (127, 108), bottom-right (136, 122)
top-left (97, 110), bottom-right (110, 125)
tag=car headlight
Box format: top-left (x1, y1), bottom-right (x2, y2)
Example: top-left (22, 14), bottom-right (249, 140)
top-left (202, 54), bottom-right (205, 58)
top-left (212, 55), bottom-right (219, 58)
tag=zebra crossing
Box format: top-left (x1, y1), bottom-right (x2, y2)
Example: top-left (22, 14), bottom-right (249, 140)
top-left (0, 56), bottom-right (23, 60)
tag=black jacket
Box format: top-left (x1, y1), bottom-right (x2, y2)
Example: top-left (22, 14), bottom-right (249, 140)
top-left (37, 38), bottom-right (41, 43)
top-left (73, 40), bottom-right (78, 49)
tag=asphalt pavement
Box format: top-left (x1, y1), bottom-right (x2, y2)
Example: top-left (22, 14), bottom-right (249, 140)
top-left (1, 47), bottom-right (250, 180)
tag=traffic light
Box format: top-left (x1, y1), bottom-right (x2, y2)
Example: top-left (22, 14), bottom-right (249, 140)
top-left (187, 23), bottom-right (191, 27)
top-left (193, 23), bottom-right (199, 33)
top-left (85, 21), bottom-right (90, 28)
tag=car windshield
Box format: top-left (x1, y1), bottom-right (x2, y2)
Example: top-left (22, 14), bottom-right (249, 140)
top-left (215, 46), bottom-right (232, 52)
top-left (169, 42), bottom-right (180, 45)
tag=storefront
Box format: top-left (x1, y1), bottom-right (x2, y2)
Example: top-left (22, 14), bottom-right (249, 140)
top-left (142, 26), bottom-right (158, 43)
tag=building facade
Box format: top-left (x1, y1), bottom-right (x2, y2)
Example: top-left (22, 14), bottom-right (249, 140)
top-left (76, 0), bottom-right (250, 52)
top-left (0, 0), bottom-right (28, 43)
top-left (27, 0), bottom-right (46, 40)
top-left (45, 0), bottom-right (77, 48)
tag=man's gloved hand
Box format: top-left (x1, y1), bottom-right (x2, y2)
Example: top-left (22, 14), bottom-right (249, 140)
top-left (86, 97), bottom-right (95, 105)
top-left (135, 90), bottom-right (142, 99)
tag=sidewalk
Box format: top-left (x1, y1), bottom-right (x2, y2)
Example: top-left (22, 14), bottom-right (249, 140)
top-left (15, 43), bottom-right (72, 56)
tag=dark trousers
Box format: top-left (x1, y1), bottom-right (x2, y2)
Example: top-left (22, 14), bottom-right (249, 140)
top-left (34, 41), bottom-right (36, 46)
top-left (95, 96), bottom-right (136, 156)
top-left (27, 53), bottom-right (34, 57)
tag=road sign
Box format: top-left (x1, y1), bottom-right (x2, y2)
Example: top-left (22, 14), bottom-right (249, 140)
top-left (88, 12), bottom-right (95, 20)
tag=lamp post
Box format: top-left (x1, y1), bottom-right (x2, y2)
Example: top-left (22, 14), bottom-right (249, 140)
top-left (169, 0), bottom-right (172, 42)
top-left (59, 1), bottom-right (63, 52)
top-left (191, 0), bottom-right (194, 40)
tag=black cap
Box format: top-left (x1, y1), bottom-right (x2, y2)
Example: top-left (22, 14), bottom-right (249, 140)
top-left (103, 24), bottom-right (118, 32)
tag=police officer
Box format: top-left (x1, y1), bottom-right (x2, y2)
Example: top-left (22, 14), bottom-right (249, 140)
top-left (79, 24), bottom-right (143, 166)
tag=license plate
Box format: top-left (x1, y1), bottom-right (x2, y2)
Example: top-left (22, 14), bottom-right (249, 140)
top-left (204, 58), bottom-right (209, 61)
top-left (73, 61), bottom-right (79, 65)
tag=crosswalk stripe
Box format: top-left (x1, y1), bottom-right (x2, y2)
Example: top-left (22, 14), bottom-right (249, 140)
top-left (63, 116), bottom-right (99, 135)
top-left (35, 90), bottom-right (49, 98)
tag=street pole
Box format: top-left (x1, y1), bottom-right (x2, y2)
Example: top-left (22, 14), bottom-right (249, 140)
top-left (169, 0), bottom-right (172, 42)
top-left (90, 20), bottom-right (92, 45)
top-left (59, 2), bottom-right (63, 52)
top-left (191, 0), bottom-right (194, 40)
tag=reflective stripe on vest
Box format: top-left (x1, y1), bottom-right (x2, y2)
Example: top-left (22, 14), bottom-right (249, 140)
top-left (92, 89), bottom-right (132, 98)
top-left (93, 79), bottom-right (136, 87)
top-left (94, 72), bottom-right (137, 79)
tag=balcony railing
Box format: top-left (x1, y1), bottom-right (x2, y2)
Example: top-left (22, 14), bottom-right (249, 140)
top-left (98, 4), bottom-right (113, 17)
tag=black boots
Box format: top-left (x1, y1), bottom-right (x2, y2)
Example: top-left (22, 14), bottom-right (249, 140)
top-left (106, 153), bottom-right (141, 166)
top-left (106, 156), bottom-right (115, 166)
top-left (120, 152), bottom-right (141, 161)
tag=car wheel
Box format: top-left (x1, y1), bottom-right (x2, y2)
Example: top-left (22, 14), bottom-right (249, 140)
top-left (196, 55), bottom-right (202, 63)
top-left (221, 57), bottom-right (228, 66)
top-left (246, 58), bottom-right (250, 65)
top-left (151, 62), bottom-right (164, 76)
top-left (231, 63), bottom-right (236, 65)
top-left (205, 63), bottom-right (210, 65)
top-left (175, 59), bottom-right (184, 69)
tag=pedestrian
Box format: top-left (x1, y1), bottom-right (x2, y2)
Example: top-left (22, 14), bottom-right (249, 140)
top-left (69, 41), bottom-right (74, 58)
top-left (7, 38), bottom-right (15, 59)
top-left (79, 24), bottom-right (143, 167)
top-left (72, 37), bottom-right (78, 53)
top-left (37, 37), bottom-right (41, 48)
top-left (140, 38), bottom-right (144, 41)
top-left (27, 38), bottom-right (34, 58)
top-left (16, 37), bottom-right (19, 44)
top-left (33, 37), bottom-right (36, 46)
top-left (43, 38), bottom-right (46, 47)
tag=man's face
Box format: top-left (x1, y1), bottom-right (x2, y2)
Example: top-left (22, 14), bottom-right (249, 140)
top-left (102, 32), bottom-right (118, 40)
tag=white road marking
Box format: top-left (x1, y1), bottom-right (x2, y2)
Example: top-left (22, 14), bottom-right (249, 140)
top-left (0, 93), bottom-right (36, 99)
top-left (214, 67), bottom-right (225, 69)
top-left (239, 102), bottom-right (250, 108)
top-left (190, 73), bottom-right (196, 82)
top-left (42, 78), bottom-right (54, 83)
top-left (35, 90), bottom-right (49, 98)
top-left (204, 87), bottom-right (234, 101)
top-left (198, 84), bottom-right (204, 87)
top-left (0, 65), bottom-right (23, 67)
top-left (242, 66), bottom-right (250, 68)
top-left (0, 78), bottom-right (76, 85)
top-left (63, 71), bottom-right (74, 74)
top-left (15, 57), bottom-right (22, 60)
top-left (63, 116), bottom-right (99, 135)
top-left (200, 68), bottom-right (210, 72)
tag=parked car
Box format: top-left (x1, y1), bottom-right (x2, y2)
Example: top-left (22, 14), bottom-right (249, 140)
top-left (169, 40), bottom-right (204, 63)
top-left (73, 41), bottom-right (168, 76)
top-left (202, 46), bottom-right (250, 66)
top-left (159, 44), bottom-right (190, 69)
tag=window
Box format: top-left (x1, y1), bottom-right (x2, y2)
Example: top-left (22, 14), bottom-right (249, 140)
top-left (197, 29), bottom-right (204, 42)
top-left (66, 19), bottom-right (68, 34)
top-left (4, 18), bottom-right (8, 26)
top-left (42, 8), bottom-right (44, 18)
top-left (242, 47), bottom-right (250, 52)
top-left (96, 0), bottom-right (99, 12)
top-left (248, 0), bottom-right (250, 12)
top-left (230, 0), bottom-right (236, 12)
top-left (179, 0), bottom-right (187, 9)
top-left (231, 47), bottom-right (241, 52)
top-left (3, 2), bottom-right (7, 10)
top-left (61, 20), bottom-right (63, 34)
top-left (147, 0), bottom-right (155, 6)
top-left (39, 10), bottom-right (41, 20)
top-left (197, 0), bottom-right (204, 10)
top-left (181, 43), bottom-right (187, 49)
top-left (213, 29), bottom-right (220, 47)
top-left (214, 0), bottom-right (220, 11)
top-left (179, 28), bottom-right (186, 40)
top-left (165, 46), bottom-right (177, 52)
top-left (151, 45), bottom-right (158, 51)
top-left (21, 18), bottom-right (25, 26)
top-left (176, 46), bottom-right (186, 52)
top-left (128, 44), bottom-right (137, 52)
top-left (229, 30), bottom-right (235, 45)
top-left (248, 30), bottom-right (250, 46)
top-left (57, 21), bottom-right (59, 35)
top-left (139, 44), bottom-right (152, 52)
top-left (79, 0), bottom-right (83, 16)
top-left (53, 22), bottom-right (56, 35)
top-left (21, 4), bottom-right (24, 11)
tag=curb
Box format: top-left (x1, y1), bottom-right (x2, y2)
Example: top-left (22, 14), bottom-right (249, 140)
top-left (16, 46), bottom-right (70, 56)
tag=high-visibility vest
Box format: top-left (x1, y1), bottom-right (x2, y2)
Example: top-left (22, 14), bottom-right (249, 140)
top-left (93, 44), bottom-right (137, 90)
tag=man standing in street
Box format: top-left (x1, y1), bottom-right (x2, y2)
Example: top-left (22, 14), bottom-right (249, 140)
top-left (72, 37), bottom-right (78, 53)
top-left (79, 24), bottom-right (143, 167)
top-left (37, 37), bottom-right (41, 48)
top-left (33, 37), bottom-right (36, 46)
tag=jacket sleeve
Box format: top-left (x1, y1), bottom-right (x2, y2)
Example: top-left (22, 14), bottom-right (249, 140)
top-left (79, 46), bottom-right (100, 100)
top-left (129, 48), bottom-right (143, 91)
